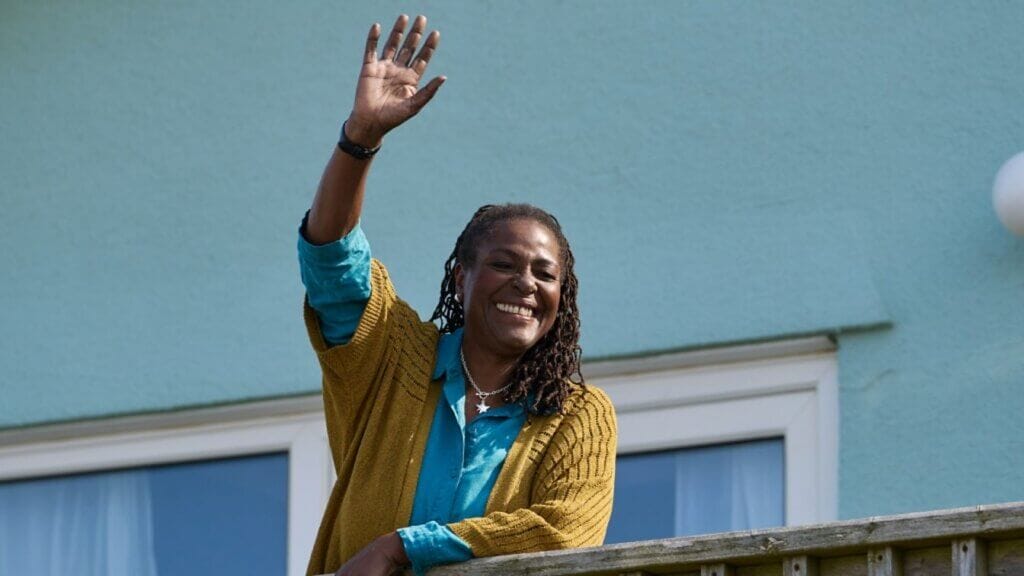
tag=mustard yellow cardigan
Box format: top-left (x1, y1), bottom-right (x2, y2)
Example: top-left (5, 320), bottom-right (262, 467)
top-left (303, 259), bottom-right (617, 575)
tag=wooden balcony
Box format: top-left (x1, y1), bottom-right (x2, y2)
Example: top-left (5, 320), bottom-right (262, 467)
top-left (418, 501), bottom-right (1024, 575)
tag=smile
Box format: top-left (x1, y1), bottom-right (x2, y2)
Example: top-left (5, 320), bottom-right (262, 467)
top-left (495, 302), bottom-right (536, 318)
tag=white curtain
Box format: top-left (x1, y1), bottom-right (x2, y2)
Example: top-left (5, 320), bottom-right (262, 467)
top-left (673, 440), bottom-right (783, 536)
top-left (0, 468), bottom-right (159, 576)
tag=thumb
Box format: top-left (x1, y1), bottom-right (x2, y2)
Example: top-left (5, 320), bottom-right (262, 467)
top-left (408, 75), bottom-right (446, 114)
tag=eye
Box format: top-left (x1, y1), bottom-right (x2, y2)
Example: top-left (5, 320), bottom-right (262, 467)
top-left (490, 261), bottom-right (514, 271)
top-left (536, 269), bottom-right (559, 282)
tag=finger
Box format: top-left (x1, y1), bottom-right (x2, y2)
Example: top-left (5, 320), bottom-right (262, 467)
top-left (407, 75), bottom-right (446, 114)
top-left (381, 14), bottom-right (408, 62)
top-left (396, 14), bottom-right (426, 66)
top-left (411, 30), bottom-right (440, 76)
top-left (363, 23), bottom-right (381, 65)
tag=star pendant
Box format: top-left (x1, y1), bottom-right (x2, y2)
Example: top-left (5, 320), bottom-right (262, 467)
top-left (476, 399), bottom-right (490, 414)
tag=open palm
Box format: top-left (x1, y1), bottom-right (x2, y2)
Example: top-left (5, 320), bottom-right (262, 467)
top-left (347, 15), bottom-right (444, 145)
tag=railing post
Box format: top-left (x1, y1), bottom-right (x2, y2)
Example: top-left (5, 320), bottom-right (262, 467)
top-left (953, 538), bottom-right (988, 576)
top-left (868, 546), bottom-right (903, 576)
top-left (700, 563), bottom-right (733, 576)
top-left (784, 555), bottom-right (819, 576)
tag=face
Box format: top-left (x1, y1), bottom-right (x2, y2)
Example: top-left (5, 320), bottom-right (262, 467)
top-left (455, 218), bottom-right (563, 360)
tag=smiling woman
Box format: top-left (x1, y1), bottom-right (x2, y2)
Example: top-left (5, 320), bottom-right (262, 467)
top-left (297, 14), bottom-right (616, 576)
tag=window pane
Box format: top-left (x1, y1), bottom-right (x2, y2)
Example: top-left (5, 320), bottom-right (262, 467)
top-left (606, 438), bottom-right (784, 544)
top-left (0, 452), bottom-right (288, 576)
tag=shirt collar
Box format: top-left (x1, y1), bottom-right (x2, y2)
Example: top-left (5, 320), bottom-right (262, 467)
top-left (433, 328), bottom-right (465, 381)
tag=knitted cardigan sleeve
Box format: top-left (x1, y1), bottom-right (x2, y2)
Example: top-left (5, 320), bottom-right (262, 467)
top-left (304, 258), bottom-right (436, 468)
top-left (447, 387), bottom-right (618, 556)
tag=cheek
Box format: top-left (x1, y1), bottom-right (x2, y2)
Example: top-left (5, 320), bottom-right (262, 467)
top-left (546, 289), bottom-right (562, 323)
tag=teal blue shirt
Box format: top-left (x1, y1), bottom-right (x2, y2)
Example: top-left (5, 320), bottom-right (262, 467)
top-left (398, 329), bottom-right (527, 575)
top-left (298, 220), bottom-right (525, 575)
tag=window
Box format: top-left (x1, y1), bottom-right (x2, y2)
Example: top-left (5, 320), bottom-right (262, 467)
top-left (0, 397), bottom-right (330, 576)
top-left (606, 437), bottom-right (785, 543)
top-left (590, 336), bottom-right (838, 541)
top-left (0, 453), bottom-right (289, 575)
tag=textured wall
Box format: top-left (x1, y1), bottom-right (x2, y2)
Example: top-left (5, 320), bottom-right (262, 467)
top-left (2, 1), bottom-right (1023, 517)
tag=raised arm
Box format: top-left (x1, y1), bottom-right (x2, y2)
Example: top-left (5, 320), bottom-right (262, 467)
top-left (305, 14), bottom-right (445, 245)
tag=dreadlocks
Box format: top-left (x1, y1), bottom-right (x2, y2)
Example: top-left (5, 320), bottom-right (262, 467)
top-left (429, 204), bottom-right (583, 415)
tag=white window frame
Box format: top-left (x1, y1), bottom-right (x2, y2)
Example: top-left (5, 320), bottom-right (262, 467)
top-left (587, 336), bottom-right (839, 526)
top-left (0, 396), bottom-right (331, 576)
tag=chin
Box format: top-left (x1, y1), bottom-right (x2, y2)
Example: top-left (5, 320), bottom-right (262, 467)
top-left (502, 337), bottom-right (540, 355)
top-left (493, 330), bottom-right (544, 356)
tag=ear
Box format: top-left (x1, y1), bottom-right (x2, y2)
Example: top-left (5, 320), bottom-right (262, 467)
top-left (454, 262), bottom-right (465, 303)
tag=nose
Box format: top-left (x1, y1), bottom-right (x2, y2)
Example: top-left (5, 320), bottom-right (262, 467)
top-left (513, 272), bottom-right (537, 294)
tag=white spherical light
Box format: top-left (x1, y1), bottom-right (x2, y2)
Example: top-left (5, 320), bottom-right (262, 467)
top-left (993, 152), bottom-right (1024, 236)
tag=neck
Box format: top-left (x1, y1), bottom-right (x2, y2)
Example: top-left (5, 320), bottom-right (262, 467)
top-left (459, 337), bottom-right (519, 394)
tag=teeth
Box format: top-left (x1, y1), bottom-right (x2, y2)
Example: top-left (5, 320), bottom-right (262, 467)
top-left (496, 303), bottom-right (533, 317)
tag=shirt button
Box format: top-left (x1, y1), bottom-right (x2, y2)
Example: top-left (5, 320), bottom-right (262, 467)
top-left (450, 468), bottom-right (459, 478)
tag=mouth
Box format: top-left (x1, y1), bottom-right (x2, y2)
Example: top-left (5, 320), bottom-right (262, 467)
top-left (495, 302), bottom-right (537, 320)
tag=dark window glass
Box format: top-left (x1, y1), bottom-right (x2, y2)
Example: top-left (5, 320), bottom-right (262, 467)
top-left (605, 438), bottom-right (784, 544)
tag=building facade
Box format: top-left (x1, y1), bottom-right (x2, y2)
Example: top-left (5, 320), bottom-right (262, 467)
top-left (2, 1), bottom-right (1023, 574)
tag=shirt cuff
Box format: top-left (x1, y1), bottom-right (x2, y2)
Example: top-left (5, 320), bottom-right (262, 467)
top-left (397, 522), bottom-right (473, 576)
top-left (297, 212), bottom-right (370, 266)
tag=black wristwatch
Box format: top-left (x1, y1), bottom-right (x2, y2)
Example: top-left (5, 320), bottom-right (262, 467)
top-left (337, 121), bottom-right (381, 160)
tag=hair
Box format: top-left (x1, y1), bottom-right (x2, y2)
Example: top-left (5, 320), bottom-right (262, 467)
top-left (429, 203), bottom-right (583, 415)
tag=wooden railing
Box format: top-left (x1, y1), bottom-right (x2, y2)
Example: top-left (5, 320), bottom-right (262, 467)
top-left (418, 501), bottom-right (1024, 575)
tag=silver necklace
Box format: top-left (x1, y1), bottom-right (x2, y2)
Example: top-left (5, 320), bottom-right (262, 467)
top-left (460, 348), bottom-right (512, 414)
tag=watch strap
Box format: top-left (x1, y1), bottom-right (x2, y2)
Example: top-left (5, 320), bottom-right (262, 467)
top-left (337, 121), bottom-right (381, 160)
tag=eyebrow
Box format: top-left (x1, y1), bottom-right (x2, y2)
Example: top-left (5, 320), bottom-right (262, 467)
top-left (490, 248), bottom-right (559, 268)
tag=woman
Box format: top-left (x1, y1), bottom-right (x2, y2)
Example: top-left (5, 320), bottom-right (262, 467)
top-left (299, 15), bottom-right (616, 576)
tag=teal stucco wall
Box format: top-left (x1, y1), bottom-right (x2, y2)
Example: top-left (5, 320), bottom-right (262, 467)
top-left (3, 1), bottom-right (1023, 518)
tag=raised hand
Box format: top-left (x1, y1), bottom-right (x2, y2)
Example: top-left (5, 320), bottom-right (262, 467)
top-left (305, 15), bottom-right (443, 245)
top-left (345, 15), bottom-right (445, 147)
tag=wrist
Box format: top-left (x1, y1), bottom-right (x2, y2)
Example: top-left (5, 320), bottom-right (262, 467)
top-left (338, 119), bottom-right (382, 160)
top-left (343, 115), bottom-right (384, 149)
top-left (378, 532), bottom-right (409, 568)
